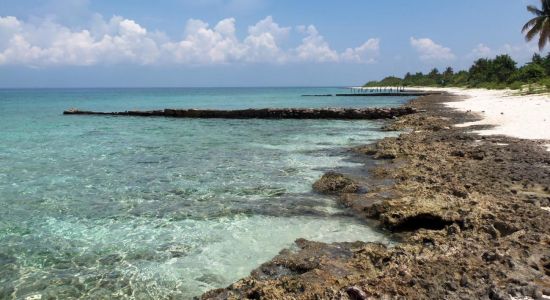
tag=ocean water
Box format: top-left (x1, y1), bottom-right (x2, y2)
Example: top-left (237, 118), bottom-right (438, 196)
top-left (0, 88), bottom-right (411, 299)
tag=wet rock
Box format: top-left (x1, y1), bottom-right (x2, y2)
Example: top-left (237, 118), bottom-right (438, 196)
top-left (451, 150), bottom-right (466, 157)
top-left (460, 274), bottom-right (469, 287)
top-left (354, 145), bottom-right (377, 156)
top-left (451, 187), bottom-right (469, 198)
top-left (469, 150), bottom-right (486, 160)
top-left (313, 172), bottom-right (359, 195)
top-left (493, 221), bottom-right (519, 237)
top-left (64, 107), bottom-right (418, 120)
top-left (482, 225), bottom-right (500, 240)
top-left (444, 281), bottom-right (458, 292)
top-left (202, 93), bottom-right (550, 300)
top-left (482, 251), bottom-right (500, 263)
top-left (384, 211), bottom-right (456, 232)
top-left (447, 223), bottom-right (461, 236)
top-left (374, 150), bottom-right (398, 160)
top-left (345, 286), bottom-right (368, 300)
top-left (488, 285), bottom-right (510, 300)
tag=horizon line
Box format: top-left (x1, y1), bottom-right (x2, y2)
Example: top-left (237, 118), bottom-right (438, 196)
top-left (0, 85), bottom-right (352, 90)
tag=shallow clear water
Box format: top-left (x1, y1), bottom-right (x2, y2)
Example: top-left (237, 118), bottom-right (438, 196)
top-left (0, 87), bottom-right (410, 299)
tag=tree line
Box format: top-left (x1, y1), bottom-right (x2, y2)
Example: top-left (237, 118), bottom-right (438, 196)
top-left (364, 53), bottom-right (550, 90)
top-left (364, 0), bottom-right (550, 91)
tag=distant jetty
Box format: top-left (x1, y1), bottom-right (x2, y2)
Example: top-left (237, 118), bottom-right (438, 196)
top-left (338, 87), bottom-right (443, 97)
top-left (302, 88), bottom-right (442, 97)
top-left (334, 91), bottom-right (441, 97)
top-left (63, 107), bottom-right (417, 120)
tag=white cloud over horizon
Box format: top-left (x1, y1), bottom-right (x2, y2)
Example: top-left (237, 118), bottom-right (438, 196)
top-left (0, 15), bottom-right (380, 67)
top-left (466, 42), bottom-right (540, 63)
top-left (410, 37), bottom-right (456, 61)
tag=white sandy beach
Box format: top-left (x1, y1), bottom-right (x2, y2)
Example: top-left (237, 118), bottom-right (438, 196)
top-left (425, 87), bottom-right (550, 151)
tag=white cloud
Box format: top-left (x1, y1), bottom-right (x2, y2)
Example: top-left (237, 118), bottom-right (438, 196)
top-left (410, 37), bottom-right (455, 61)
top-left (465, 42), bottom-right (538, 64)
top-left (341, 38), bottom-right (380, 63)
top-left (243, 16), bottom-right (290, 63)
top-left (0, 15), bottom-right (380, 67)
top-left (0, 16), bottom-right (21, 49)
top-left (501, 43), bottom-right (538, 56)
top-left (469, 43), bottom-right (492, 58)
top-left (0, 15), bottom-right (161, 66)
top-left (293, 25), bottom-right (379, 64)
top-left (294, 25), bottom-right (339, 63)
top-left (162, 18), bottom-right (246, 64)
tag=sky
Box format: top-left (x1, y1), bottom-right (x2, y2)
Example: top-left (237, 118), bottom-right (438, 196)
top-left (0, 0), bottom-right (544, 87)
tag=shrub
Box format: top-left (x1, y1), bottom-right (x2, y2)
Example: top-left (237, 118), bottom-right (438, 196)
top-left (509, 81), bottom-right (524, 90)
top-left (511, 63), bottom-right (546, 83)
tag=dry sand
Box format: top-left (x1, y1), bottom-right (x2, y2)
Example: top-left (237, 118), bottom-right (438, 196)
top-left (425, 87), bottom-right (550, 151)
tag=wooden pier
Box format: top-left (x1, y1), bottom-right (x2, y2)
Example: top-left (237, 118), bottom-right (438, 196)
top-left (302, 87), bottom-right (441, 97)
top-left (336, 87), bottom-right (441, 97)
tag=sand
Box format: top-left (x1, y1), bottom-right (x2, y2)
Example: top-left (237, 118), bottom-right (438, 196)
top-left (421, 87), bottom-right (550, 151)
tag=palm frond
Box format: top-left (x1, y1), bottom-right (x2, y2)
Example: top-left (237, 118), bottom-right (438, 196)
top-left (538, 19), bottom-right (550, 50)
top-left (523, 16), bottom-right (544, 33)
top-left (525, 19), bottom-right (544, 41)
top-left (528, 5), bottom-right (544, 16)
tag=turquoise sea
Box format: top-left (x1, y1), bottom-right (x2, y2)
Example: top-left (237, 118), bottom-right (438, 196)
top-left (0, 88), bottom-right (411, 299)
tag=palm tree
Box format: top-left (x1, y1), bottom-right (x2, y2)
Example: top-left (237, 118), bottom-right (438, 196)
top-left (523, 0), bottom-right (550, 51)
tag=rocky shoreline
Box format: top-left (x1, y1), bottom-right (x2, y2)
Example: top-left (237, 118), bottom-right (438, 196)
top-left (63, 107), bottom-right (417, 120)
top-left (201, 93), bottom-right (550, 299)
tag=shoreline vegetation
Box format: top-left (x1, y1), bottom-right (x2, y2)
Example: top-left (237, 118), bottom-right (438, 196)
top-left (202, 91), bottom-right (550, 299)
top-left (364, 53), bottom-right (550, 94)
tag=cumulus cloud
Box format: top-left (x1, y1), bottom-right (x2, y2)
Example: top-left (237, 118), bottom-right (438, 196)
top-left (293, 25), bottom-right (379, 64)
top-left (294, 25), bottom-right (339, 63)
top-left (469, 43), bottom-right (492, 58)
top-left (341, 38), bottom-right (380, 63)
top-left (243, 16), bottom-right (290, 63)
top-left (0, 15), bottom-right (380, 67)
top-left (162, 18), bottom-right (245, 64)
top-left (466, 42), bottom-right (538, 63)
top-left (0, 15), bottom-right (161, 66)
top-left (410, 37), bottom-right (455, 61)
top-left (501, 43), bottom-right (539, 57)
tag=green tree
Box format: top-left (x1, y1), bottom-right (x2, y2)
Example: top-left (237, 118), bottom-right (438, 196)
top-left (492, 55), bottom-right (517, 82)
top-left (522, 0), bottom-right (550, 51)
top-left (426, 68), bottom-right (441, 85)
top-left (511, 63), bottom-right (546, 82)
top-left (450, 71), bottom-right (469, 86)
top-left (531, 53), bottom-right (544, 65)
top-left (542, 53), bottom-right (550, 75)
top-left (468, 58), bottom-right (493, 85)
top-left (442, 67), bottom-right (454, 85)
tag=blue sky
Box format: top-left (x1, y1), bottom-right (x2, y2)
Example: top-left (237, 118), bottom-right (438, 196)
top-left (0, 0), bottom-right (543, 87)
